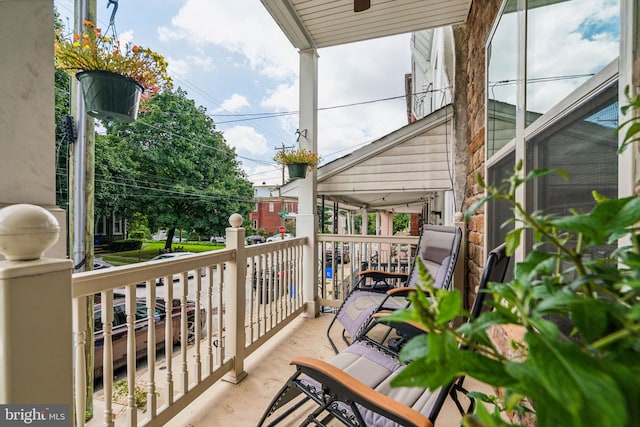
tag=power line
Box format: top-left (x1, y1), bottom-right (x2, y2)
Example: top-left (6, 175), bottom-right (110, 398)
top-left (133, 119), bottom-right (275, 166)
top-left (55, 170), bottom-right (256, 203)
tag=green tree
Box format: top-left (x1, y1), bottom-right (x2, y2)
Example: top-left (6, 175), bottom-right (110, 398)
top-left (353, 212), bottom-right (376, 235)
top-left (392, 213), bottom-right (410, 234)
top-left (102, 88), bottom-right (254, 249)
top-left (94, 133), bottom-right (137, 220)
top-left (317, 205), bottom-right (333, 233)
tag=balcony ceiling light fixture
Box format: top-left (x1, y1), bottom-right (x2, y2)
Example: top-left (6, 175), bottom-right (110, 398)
top-left (354, 0), bottom-right (371, 12)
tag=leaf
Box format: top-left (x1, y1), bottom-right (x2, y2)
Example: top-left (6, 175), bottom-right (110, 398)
top-left (466, 195), bottom-right (492, 220)
top-left (436, 290), bottom-right (462, 323)
top-left (514, 250), bottom-right (555, 280)
top-left (608, 196), bottom-right (640, 233)
top-left (622, 122), bottom-right (640, 144)
top-left (504, 228), bottom-right (523, 256)
top-left (552, 214), bottom-right (602, 245)
top-left (523, 167), bottom-right (569, 183)
top-left (507, 333), bottom-right (628, 427)
top-left (569, 298), bottom-right (610, 343)
top-left (392, 332), bottom-right (461, 388)
top-left (398, 333), bottom-right (429, 362)
top-left (459, 351), bottom-right (516, 387)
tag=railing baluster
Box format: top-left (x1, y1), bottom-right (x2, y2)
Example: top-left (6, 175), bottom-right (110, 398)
top-left (101, 290), bottom-right (115, 427)
top-left (217, 264), bottom-right (224, 363)
top-left (266, 253), bottom-right (272, 332)
top-left (249, 256), bottom-right (256, 342)
top-left (206, 266), bottom-right (214, 373)
top-left (164, 275), bottom-right (174, 405)
top-left (180, 272), bottom-right (189, 393)
top-left (72, 297), bottom-right (87, 427)
top-left (145, 280), bottom-right (157, 418)
top-left (124, 285), bottom-right (137, 426)
top-left (194, 272), bottom-right (202, 383)
top-left (254, 255), bottom-right (261, 338)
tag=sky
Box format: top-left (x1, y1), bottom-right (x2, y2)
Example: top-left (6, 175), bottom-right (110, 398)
top-left (488, 0), bottom-right (619, 115)
top-left (54, 0), bottom-right (412, 186)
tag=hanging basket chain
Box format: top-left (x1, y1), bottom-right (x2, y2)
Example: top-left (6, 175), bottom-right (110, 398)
top-left (106, 0), bottom-right (119, 40)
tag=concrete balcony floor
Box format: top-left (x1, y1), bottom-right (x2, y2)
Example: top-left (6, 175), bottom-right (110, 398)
top-left (166, 312), bottom-right (493, 427)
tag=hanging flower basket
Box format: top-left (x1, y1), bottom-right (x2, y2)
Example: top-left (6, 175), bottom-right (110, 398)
top-left (287, 163), bottom-right (308, 180)
top-left (76, 70), bottom-right (143, 123)
top-left (54, 20), bottom-right (172, 123)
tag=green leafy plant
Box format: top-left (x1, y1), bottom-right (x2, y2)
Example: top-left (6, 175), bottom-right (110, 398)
top-left (387, 97), bottom-right (640, 426)
top-left (617, 86), bottom-right (640, 153)
top-left (55, 20), bottom-right (172, 94)
top-left (112, 380), bottom-right (155, 412)
top-left (273, 148), bottom-right (320, 167)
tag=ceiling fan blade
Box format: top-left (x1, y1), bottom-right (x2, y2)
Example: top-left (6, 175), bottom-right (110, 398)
top-left (354, 0), bottom-right (371, 12)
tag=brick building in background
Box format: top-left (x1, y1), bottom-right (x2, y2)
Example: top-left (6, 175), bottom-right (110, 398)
top-left (250, 184), bottom-right (298, 235)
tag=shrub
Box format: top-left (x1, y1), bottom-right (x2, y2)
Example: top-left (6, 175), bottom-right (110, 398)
top-left (109, 239), bottom-right (142, 252)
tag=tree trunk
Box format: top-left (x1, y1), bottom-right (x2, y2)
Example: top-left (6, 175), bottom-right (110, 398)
top-left (165, 227), bottom-right (176, 251)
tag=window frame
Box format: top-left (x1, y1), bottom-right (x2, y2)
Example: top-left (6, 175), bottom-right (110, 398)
top-left (483, 0), bottom-right (630, 262)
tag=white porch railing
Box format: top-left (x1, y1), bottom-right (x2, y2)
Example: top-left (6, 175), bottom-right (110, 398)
top-left (0, 205), bottom-right (421, 427)
top-left (70, 218), bottom-right (307, 426)
top-left (316, 234), bottom-right (420, 308)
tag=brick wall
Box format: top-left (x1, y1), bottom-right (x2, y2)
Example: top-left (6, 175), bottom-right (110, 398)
top-left (464, 4), bottom-right (537, 424)
top-left (465, 0), bottom-right (501, 296)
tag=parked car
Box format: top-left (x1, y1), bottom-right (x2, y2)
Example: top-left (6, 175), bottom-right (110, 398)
top-left (325, 244), bottom-right (350, 264)
top-left (93, 294), bottom-right (205, 378)
top-left (150, 252), bottom-right (206, 284)
top-left (246, 235), bottom-right (265, 245)
top-left (93, 258), bottom-right (112, 270)
top-left (266, 233), bottom-right (293, 242)
top-left (210, 236), bottom-right (226, 244)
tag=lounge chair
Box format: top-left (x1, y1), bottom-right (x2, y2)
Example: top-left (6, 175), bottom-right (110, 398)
top-left (327, 225), bottom-right (462, 353)
top-left (258, 244), bottom-right (510, 427)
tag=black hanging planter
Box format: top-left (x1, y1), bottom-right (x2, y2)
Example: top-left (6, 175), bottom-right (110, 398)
top-left (76, 70), bottom-right (144, 123)
top-left (287, 163), bottom-right (308, 180)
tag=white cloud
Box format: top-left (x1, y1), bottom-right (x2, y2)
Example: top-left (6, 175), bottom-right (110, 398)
top-left (259, 34), bottom-right (411, 162)
top-left (222, 125), bottom-right (270, 156)
top-left (245, 164), bottom-right (282, 186)
top-left (187, 55), bottom-right (215, 72)
top-left (488, 0), bottom-right (619, 115)
top-left (215, 94), bottom-right (251, 114)
top-left (316, 35), bottom-right (411, 160)
top-left (163, 1), bottom-right (412, 180)
top-left (166, 57), bottom-right (190, 78)
top-left (117, 29), bottom-right (135, 46)
top-left (165, 0), bottom-right (298, 80)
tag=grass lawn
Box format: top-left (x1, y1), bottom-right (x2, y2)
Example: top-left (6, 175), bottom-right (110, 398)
top-left (101, 241), bottom-right (226, 265)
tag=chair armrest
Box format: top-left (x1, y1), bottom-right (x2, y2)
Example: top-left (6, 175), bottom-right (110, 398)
top-left (386, 286), bottom-right (415, 296)
top-left (372, 312), bottom-right (428, 334)
top-left (359, 270), bottom-right (409, 282)
top-left (291, 357), bottom-right (432, 427)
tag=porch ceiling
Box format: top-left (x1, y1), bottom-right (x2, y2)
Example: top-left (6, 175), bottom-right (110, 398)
top-left (259, 0), bottom-right (472, 50)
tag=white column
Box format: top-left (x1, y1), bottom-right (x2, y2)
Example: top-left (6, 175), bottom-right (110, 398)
top-left (619, 0), bottom-right (638, 196)
top-left (0, 0), bottom-right (66, 258)
top-left (0, 205), bottom-right (73, 407)
top-left (296, 49), bottom-right (319, 318)
top-left (223, 214), bottom-right (247, 383)
top-left (380, 212), bottom-right (393, 236)
top-left (453, 211), bottom-right (467, 314)
top-left (361, 207), bottom-right (368, 235)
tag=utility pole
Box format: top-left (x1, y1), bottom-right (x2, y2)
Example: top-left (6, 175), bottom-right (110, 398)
top-left (69, 0), bottom-right (96, 419)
